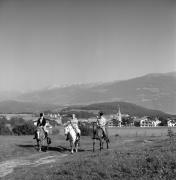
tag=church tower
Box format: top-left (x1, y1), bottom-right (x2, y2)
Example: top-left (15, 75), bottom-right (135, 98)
top-left (117, 105), bottom-right (122, 127)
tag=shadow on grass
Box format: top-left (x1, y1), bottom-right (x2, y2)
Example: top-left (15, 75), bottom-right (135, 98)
top-left (16, 144), bottom-right (35, 148)
top-left (16, 144), bottom-right (88, 153)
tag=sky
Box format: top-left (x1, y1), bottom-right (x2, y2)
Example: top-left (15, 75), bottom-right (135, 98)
top-left (0, 0), bottom-right (175, 92)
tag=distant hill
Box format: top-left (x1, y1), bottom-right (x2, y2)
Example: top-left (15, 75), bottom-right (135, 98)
top-left (0, 100), bottom-right (172, 118)
top-left (69, 101), bottom-right (171, 118)
top-left (14, 72), bottom-right (176, 114)
top-left (0, 100), bottom-right (60, 113)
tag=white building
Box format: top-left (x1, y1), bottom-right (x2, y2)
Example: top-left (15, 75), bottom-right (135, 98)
top-left (139, 116), bottom-right (161, 127)
top-left (167, 119), bottom-right (176, 127)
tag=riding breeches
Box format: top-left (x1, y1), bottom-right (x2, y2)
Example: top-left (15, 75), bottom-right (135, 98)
top-left (72, 125), bottom-right (81, 135)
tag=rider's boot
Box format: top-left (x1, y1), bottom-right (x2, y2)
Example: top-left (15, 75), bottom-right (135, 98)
top-left (33, 131), bottom-right (37, 139)
top-left (77, 133), bottom-right (80, 140)
top-left (45, 132), bottom-right (48, 139)
top-left (66, 134), bottom-right (69, 141)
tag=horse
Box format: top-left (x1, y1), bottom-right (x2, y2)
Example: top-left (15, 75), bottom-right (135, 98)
top-left (92, 122), bottom-right (109, 152)
top-left (64, 124), bottom-right (80, 154)
top-left (35, 126), bottom-right (51, 152)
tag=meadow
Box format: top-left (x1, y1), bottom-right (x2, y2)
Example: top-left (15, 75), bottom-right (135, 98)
top-left (107, 126), bottom-right (176, 137)
top-left (0, 127), bottom-right (176, 180)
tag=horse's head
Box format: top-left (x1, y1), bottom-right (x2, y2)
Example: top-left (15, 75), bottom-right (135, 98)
top-left (36, 126), bottom-right (45, 140)
top-left (37, 126), bottom-right (43, 132)
top-left (64, 124), bottom-right (70, 135)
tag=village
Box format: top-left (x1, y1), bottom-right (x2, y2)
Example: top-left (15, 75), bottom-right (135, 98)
top-left (42, 106), bottom-right (175, 128)
top-left (1, 105), bottom-right (175, 130)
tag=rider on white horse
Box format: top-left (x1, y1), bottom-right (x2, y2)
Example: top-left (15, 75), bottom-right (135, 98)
top-left (65, 114), bottom-right (81, 141)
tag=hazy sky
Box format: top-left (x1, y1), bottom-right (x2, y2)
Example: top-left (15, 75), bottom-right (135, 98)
top-left (0, 0), bottom-right (175, 91)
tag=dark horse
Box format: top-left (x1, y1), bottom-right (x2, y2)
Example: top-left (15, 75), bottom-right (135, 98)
top-left (35, 126), bottom-right (51, 151)
top-left (92, 122), bottom-right (109, 152)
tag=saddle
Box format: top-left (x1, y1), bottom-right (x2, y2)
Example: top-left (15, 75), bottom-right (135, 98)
top-left (93, 124), bottom-right (109, 142)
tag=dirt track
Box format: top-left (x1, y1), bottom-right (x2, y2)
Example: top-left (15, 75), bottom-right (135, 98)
top-left (0, 153), bottom-right (67, 178)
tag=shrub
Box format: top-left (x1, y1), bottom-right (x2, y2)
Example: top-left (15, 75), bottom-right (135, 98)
top-left (9, 117), bottom-right (26, 127)
top-left (0, 124), bottom-right (12, 135)
top-left (79, 122), bottom-right (93, 136)
top-left (0, 116), bottom-right (8, 124)
top-left (12, 121), bottom-right (35, 135)
top-left (0, 116), bottom-right (12, 135)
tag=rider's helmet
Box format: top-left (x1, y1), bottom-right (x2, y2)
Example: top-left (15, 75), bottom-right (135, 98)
top-left (99, 111), bottom-right (104, 116)
top-left (40, 112), bottom-right (44, 117)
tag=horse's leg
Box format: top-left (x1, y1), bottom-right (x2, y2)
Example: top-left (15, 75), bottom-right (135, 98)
top-left (102, 140), bottom-right (104, 149)
top-left (78, 138), bottom-right (80, 147)
top-left (70, 141), bottom-right (74, 154)
top-left (99, 139), bottom-right (102, 151)
top-left (93, 139), bottom-right (95, 152)
top-left (106, 140), bottom-right (109, 149)
top-left (46, 140), bottom-right (49, 151)
top-left (45, 136), bottom-right (49, 151)
top-left (38, 141), bottom-right (41, 152)
top-left (37, 140), bottom-right (39, 151)
top-left (75, 141), bottom-right (78, 153)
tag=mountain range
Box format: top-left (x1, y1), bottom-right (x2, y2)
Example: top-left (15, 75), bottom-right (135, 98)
top-left (0, 72), bottom-right (175, 114)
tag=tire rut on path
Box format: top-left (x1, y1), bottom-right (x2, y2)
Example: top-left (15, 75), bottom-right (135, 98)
top-left (0, 153), bottom-right (68, 178)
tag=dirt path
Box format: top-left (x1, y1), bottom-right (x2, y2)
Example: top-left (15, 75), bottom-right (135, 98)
top-left (0, 138), bottom-right (156, 178)
top-left (0, 153), bottom-right (68, 178)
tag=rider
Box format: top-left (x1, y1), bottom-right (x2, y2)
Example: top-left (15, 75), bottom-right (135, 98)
top-left (66, 114), bottom-right (81, 141)
top-left (33, 113), bottom-right (48, 139)
top-left (96, 111), bottom-right (109, 141)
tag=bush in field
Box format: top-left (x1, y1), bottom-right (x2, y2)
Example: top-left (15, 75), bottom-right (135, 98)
top-left (12, 121), bottom-right (35, 135)
top-left (9, 116), bottom-right (26, 127)
top-left (159, 117), bottom-right (168, 126)
top-left (79, 122), bottom-right (93, 136)
top-left (134, 121), bottom-right (140, 127)
top-left (0, 116), bottom-right (12, 135)
top-left (122, 117), bottom-right (134, 126)
top-left (0, 124), bottom-right (12, 135)
top-left (0, 116), bottom-right (8, 124)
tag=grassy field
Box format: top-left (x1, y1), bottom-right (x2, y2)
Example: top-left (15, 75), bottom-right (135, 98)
top-left (57, 126), bottom-right (176, 137)
top-left (107, 126), bottom-right (176, 137)
top-left (0, 127), bottom-right (176, 180)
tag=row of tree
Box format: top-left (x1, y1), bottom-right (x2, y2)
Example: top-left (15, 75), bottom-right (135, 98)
top-left (0, 116), bottom-right (35, 135)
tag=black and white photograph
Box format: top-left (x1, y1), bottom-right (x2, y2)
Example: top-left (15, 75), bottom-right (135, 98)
top-left (0, 0), bottom-right (176, 179)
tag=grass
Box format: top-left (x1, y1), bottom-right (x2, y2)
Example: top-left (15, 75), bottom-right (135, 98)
top-left (38, 138), bottom-right (176, 180)
top-left (1, 127), bottom-right (176, 179)
top-left (107, 126), bottom-right (176, 137)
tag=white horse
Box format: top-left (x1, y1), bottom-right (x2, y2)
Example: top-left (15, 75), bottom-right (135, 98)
top-left (64, 124), bottom-right (80, 154)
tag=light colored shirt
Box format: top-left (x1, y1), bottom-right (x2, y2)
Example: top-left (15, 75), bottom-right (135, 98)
top-left (70, 117), bottom-right (80, 134)
top-left (97, 116), bottom-right (107, 127)
top-left (71, 117), bottom-right (78, 126)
